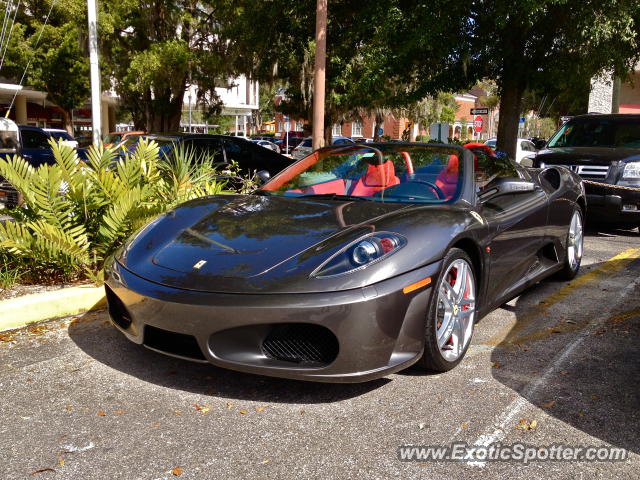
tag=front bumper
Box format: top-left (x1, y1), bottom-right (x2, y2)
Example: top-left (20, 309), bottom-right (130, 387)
top-left (104, 260), bottom-right (441, 383)
top-left (585, 181), bottom-right (640, 226)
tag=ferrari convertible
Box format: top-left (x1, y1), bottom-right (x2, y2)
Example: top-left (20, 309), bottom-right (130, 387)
top-left (104, 143), bottom-right (585, 382)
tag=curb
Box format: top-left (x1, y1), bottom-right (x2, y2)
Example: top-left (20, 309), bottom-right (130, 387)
top-left (0, 285), bottom-right (106, 332)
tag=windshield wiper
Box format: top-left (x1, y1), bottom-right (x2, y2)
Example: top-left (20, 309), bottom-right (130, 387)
top-left (298, 193), bottom-right (371, 202)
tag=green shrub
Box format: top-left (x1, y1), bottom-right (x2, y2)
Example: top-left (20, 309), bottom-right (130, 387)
top-left (0, 139), bottom-right (231, 283)
top-left (0, 252), bottom-right (22, 292)
top-left (415, 134), bottom-right (430, 142)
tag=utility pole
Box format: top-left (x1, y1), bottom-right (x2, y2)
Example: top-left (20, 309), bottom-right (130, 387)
top-left (87, 0), bottom-right (102, 146)
top-left (312, 0), bottom-right (327, 151)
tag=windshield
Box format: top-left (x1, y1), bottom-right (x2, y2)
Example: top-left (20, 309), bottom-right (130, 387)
top-left (548, 117), bottom-right (640, 149)
top-left (262, 144), bottom-right (464, 204)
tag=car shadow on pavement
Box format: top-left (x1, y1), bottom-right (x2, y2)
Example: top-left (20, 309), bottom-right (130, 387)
top-left (489, 251), bottom-right (640, 455)
top-left (67, 315), bottom-right (389, 404)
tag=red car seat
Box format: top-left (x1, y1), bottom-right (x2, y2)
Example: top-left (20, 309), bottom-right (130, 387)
top-left (349, 160), bottom-right (400, 196)
top-left (435, 154), bottom-right (460, 200)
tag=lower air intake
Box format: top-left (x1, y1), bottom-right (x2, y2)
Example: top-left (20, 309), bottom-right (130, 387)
top-left (144, 325), bottom-right (206, 361)
top-left (262, 324), bottom-right (339, 365)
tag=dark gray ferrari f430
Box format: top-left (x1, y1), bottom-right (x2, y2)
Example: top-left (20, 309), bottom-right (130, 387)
top-left (105, 143), bottom-right (585, 382)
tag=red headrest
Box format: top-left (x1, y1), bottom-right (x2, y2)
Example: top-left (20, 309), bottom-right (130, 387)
top-left (362, 161), bottom-right (396, 187)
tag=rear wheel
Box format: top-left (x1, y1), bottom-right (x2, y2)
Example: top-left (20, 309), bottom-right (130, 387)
top-left (557, 207), bottom-right (584, 280)
top-left (418, 248), bottom-right (476, 372)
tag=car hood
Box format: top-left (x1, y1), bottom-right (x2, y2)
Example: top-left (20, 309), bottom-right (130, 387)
top-left (118, 194), bottom-right (464, 293)
top-left (536, 147), bottom-right (640, 165)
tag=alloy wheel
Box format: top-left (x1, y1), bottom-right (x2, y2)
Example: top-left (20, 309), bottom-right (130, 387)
top-left (435, 259), bottom-right (476, 362)
top-left (567, 210), bottom-right (584, 270)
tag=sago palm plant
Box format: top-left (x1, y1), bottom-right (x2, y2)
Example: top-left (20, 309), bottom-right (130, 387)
top-left (0, 139), bottom-right (229, 282)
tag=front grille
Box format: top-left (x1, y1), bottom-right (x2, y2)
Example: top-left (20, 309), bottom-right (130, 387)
top-left (558, 164), bottom-right (609, 180)
top-left (262, 324), bottom-right (339, 365)
top-left (105, 285), bottom-right (132, 329)
top-left (144, 325), bottom-right (206, 361)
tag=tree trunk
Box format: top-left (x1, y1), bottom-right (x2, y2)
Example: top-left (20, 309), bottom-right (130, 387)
top-left (61, 109), bottom-right (73, 135)
top-left (373, 113), bottom-right (384, 141)
top-left (496, 80), bottom-right (525, 159)
top-left (324, 123), bottom-right (332, 146)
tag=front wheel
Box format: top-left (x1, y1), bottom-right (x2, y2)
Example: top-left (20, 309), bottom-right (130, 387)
top-left (418, 248), bottom-right (477, 372)
top-left (557, 207), bottom-right (584, 280)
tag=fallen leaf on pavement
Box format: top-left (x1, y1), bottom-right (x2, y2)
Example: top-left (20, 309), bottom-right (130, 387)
top-left (541, 400), bottom-right (556, 409)
top-left (64, 405), bottom-right (72, 412)
top-left (175, 411), bottom-right (183, 415)
top-left (115, 410), bottom-right (125, 415)
top-left (226, 402), bottom-right (233, 409)
top-left (239, 409), bottom-right (248, 415)
top-left (58, 458), bottom-right (64, 467)
top-left (491, 362), bottom-right (501, 369)
top-left (299, 409), bottom-right (305, 415)
top-left (261, 459), bottom-right (270, 464)
top-left (516, 419), bottom-right (537, 430)
top-left (171, 467), bottom-right (183, 476)
top-left (97, 411), bottom-right (105, 417)
top-left (255, 407), bottom-right (266, 412)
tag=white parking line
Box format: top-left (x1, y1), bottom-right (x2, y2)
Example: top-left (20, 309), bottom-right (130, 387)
top-left (466, 274), bottom-right (640, 467)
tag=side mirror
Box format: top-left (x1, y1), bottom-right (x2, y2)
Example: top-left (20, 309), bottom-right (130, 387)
top-left (479, 178), bottom-right (537, 200)
top-left (256, 170), bottom-right (271, 184)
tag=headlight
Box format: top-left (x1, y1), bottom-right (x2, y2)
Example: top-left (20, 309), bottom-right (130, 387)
top-left (619, 161), bottom-right (640, 186)
top-left (622, 161), bottom-right (640, 179)
top-left (311, 232), bottom-right (407, 278)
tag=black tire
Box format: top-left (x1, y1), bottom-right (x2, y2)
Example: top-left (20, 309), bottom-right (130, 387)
top-left (418, 248), bottom-right (477, 372)
top-left (556, 207), bottom-right (584, 281)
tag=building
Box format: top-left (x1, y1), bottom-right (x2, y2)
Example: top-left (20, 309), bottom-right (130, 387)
top-left (0, 81), bottom-right (118, 136)
top-left (182, 76), bottom-right (259, 134)
top-left (273, 91), bottom-right (493, 141)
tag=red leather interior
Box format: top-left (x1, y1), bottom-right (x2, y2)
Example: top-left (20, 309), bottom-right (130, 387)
top-left (349, 161), bottom-right (400, 196)
top-left (306, 179), bottom-right (346, 195)
top-left (435, 154), bottom-right (459, 200)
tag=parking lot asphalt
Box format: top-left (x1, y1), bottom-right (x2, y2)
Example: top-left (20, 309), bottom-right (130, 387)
top-left (0, 227), bottom-right (638, 479)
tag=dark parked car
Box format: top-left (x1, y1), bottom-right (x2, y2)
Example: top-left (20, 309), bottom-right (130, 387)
top-left (533, 114), bottom-right (640, 229)
top-left (130, 133), bottom-right (293, 180)
top-left (105, 142), bottom-right (585, 382)
top-left (0, 123), bottom-right (88, 208)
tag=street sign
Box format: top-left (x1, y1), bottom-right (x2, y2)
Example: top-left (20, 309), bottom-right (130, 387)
top-left (470, 108), bottom-right (489, 115)
top-left (473, 115), bottom-right (483, 133)
top-left (377, 127), bottom-right (383, 136)
top-left (519, 117), bottom-right (526, 124)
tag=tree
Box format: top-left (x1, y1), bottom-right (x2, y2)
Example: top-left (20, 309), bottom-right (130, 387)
top-left (99, 0), bottom-right (236, 132)
top-left (358, 1), bottom-right (640, 156)
top-left (1, 0), bottom-right (91, 134)
top-left (228, 1), bottom-right (425, 144)
top-left (402, 93), bottom-right (459, 135)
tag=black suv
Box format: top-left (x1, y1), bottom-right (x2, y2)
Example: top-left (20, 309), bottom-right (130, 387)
top-left (533, 114), bottom-right (640, 229)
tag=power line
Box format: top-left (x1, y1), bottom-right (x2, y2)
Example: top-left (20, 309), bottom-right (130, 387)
top-left (0, 0), bottom-right (14, 58)
top-left (0, 0), bottom-right (21, 71)
top-left (6, 0), bottom-right (56, 118)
